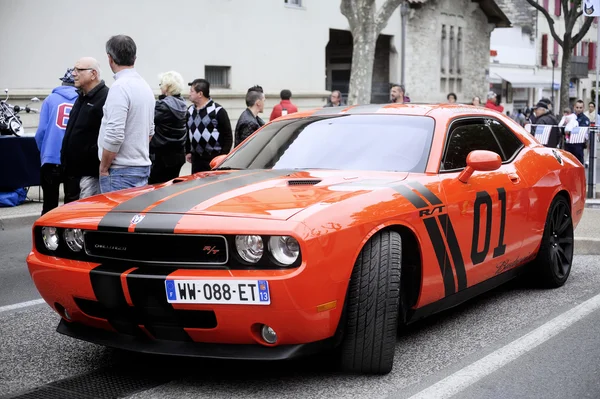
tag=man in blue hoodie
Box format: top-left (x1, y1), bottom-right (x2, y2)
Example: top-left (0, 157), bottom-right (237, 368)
top-left (34, 68), bottom-right (78, 215)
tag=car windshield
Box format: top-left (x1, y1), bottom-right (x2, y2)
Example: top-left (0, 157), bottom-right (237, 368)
top-left (219, 114), bottom-right (435, 172)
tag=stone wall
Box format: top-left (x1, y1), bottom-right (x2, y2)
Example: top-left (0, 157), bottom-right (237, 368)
top-left (405, 0), bottom-right (494, 103)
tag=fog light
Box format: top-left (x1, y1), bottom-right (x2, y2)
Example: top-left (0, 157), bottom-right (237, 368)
top-left (261, 324), bottom-right (278, 344)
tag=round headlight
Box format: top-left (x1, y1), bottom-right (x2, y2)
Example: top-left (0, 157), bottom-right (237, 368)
top-left (41, 226), bottom-right (59, 251)
top-left (64, 228), bottom-right (84, 252)
top-left (9, 119), bottom-right (20, 131)
top-left (235, 235), bottom-right (264, 263)
top-left (268, 236), bottom-right (300, 266)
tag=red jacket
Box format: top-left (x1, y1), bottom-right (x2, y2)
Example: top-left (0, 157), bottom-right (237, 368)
top-left (485, 100), bottom-right (504, 113)
top-left (270, 100), bottom-right (298, 121)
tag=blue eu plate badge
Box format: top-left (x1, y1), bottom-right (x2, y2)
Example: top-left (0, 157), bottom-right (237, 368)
top-left (165, 280), bottom-right (176, 301)
top-left (258, 280), bottom-right (269, 303)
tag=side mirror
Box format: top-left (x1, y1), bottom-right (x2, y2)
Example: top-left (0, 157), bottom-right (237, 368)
top-left (210, 154), bottom-right (228, 170)
top-left (31, 97), bottom-right (40, 103)
top-left (458, 150), bottom-right (502, 183)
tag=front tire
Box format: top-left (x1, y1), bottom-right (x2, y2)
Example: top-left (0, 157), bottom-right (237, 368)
top-left (530, 195), bottom-right (574, 288)
top-left (340, 230), bottom-right (401, 374)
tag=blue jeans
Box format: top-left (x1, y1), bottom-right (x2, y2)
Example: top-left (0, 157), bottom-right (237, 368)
top-left (99, 166), bottom-right (150, 194)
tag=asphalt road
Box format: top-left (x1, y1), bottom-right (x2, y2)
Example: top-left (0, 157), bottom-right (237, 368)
top-left (0, 226), bottom-right (40, 306)
top-left (2, 226), bottom-right (600, 398)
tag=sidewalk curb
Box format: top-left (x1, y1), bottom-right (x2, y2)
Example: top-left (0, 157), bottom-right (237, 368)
top-left (574, 237), bottom-right (600, 255)
top-left (0, 213), bottom-right (40, 231)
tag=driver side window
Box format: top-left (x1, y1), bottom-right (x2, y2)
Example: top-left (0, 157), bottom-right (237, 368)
top-left (442, 120), bottom-right (504, 171)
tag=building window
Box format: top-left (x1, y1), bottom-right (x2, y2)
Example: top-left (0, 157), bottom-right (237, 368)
top-left (441, 25), bottom-right (447, 74)
top-left (449, 26), bottom-right (455, 74)
top-left (457, 27), bottom-right (463, 74)
top-left (205, 66), bottom-right (231, 88)
top-left (284, 0), bottom-right (303, 7)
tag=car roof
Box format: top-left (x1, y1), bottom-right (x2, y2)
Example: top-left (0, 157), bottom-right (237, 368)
top-left (276, 103), bottom-right (508, 120)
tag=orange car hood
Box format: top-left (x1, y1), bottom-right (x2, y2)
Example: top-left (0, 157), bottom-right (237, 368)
top-left (66, 170), bottom-right (409, 221)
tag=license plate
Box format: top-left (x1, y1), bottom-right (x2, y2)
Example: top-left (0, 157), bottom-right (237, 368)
top-left (165, 279), bottom-right (270, 305)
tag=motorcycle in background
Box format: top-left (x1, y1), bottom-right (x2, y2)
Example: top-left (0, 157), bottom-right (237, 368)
top-left (0, 89), bottom-right (39, 136)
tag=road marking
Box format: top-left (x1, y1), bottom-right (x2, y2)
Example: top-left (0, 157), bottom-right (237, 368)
top-left (407, 292), bottom-right (600, 399)
top-left (0, 299), bottom-right (45, 314)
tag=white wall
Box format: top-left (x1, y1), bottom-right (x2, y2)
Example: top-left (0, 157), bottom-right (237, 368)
top-left (490, 26), bottom-right (536, 66)
top-left (0, 0), bottom-right (402, 93)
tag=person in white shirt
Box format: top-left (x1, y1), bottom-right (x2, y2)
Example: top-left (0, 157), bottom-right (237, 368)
top-left (98, 35), bottom-right (155, 194)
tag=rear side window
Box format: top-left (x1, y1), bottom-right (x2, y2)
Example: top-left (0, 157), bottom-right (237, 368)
top-left (442, 118), bottom-right (524, 171)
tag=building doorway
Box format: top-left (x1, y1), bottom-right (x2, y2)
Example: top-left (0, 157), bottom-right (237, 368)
top-left (325, 29), bottom-right (392, 104)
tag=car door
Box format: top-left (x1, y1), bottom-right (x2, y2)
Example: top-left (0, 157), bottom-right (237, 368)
top-left (438, 117), bottom-right (530, 289)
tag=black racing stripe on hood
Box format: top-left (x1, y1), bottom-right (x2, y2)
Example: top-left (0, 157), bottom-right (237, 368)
top-left (88, 264), bottom-right (144, 336)
top-left (126, 267), bottom-right (192, 342)
top-left (97, 171), bottom-right (257, 231)
top-left (133, 170), bottom-right (293, 233)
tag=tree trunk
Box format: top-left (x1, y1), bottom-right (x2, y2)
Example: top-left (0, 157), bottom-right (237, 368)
top-left (347, 26), bottom-right (378, 105)
top-left (559, 37), bottom-right (572, 113)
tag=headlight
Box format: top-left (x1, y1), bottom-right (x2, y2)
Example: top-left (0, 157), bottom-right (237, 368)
top-left (41, 227), bottom-right (59, 251)
top-left (235, 235), bottom-right (264, 263)
top-left (268, 236), bottom-right (300, 266)
top-left (9, 119), bottom-right (20, 131)
top-left (64, 228), bottom-right (84, 252)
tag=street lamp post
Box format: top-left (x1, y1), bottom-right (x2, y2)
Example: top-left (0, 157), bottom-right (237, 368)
top-left (550, 53), bottom-right (557, 108)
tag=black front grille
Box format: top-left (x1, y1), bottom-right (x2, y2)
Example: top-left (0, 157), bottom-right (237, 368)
top-left (83, 231), bottom-right (228, 264)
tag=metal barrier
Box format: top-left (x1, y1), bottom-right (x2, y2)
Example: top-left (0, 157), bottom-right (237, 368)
top-left (525, 124), bottom-right (597, 199)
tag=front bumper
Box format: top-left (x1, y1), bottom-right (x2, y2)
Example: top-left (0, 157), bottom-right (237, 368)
top-left (57, 320), bottom-right (336, 360)
top-left (27, 251), bottom-right (348, 351)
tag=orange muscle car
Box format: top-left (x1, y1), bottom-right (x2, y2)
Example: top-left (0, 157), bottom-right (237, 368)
top-left (27, 104), bottom-right (586, 374)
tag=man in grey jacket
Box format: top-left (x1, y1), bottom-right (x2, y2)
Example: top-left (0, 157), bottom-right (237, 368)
top-left (98, 35), bottom-right (155, 193)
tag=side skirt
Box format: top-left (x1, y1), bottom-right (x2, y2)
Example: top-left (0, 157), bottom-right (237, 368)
top-left (405, 264), bottom-right (528, 324)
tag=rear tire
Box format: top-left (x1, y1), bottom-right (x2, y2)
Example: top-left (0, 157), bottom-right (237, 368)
top-left (340, 230), bottom-right (401, 374)
top-left (530, 195), bottom-right (574, 288)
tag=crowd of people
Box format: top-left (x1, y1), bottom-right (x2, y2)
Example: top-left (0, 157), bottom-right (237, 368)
top-left (34, 35), bottom-right (306, 215)
top-left (33, 35), bottom-right (594, 215)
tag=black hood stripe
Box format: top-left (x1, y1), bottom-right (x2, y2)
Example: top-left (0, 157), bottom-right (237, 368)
top-left (97, 170), bottom-right (257, 231)
top-left (133, 170), bottom-right (293, 233)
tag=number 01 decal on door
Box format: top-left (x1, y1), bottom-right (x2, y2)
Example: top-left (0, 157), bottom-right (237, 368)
top-left (471, 188), bottom-right (507, 265)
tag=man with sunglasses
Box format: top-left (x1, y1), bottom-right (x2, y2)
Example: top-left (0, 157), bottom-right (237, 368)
top-left (61, 57), bottom-right (109, 202)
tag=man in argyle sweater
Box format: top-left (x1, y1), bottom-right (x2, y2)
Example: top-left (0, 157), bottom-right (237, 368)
top-left (185, 78), bottom-right (233, 173)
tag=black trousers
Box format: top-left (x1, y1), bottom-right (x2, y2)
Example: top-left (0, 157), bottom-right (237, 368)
top-left (564, 143), bottom-right (585, 165)
top-left (191, 153), bottom-right (212, 174)
top-left (63, 175), bottom-right (81, 204)
top-left (149, 151), bottom-right (186, 184)
top-left (40, 164), bottom-right (63, 215)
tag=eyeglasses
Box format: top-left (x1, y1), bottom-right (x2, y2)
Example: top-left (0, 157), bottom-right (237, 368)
top-left (72, 67), bottom-right (94, 73)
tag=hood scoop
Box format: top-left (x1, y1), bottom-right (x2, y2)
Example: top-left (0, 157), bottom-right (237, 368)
top-left (287, 179), bottom-right (322, 186)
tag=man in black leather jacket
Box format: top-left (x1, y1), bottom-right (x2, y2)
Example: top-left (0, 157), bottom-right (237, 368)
top-left (149, 71), bottom-right (188, 184)
top-left (234, 85), bottom-right (265, 146)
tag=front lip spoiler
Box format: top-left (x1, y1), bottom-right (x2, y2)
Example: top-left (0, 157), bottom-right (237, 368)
top-left (57, 320), bottom-right (335, 361)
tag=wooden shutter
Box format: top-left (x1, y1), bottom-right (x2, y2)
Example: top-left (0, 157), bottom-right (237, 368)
top-left (589, 42), bottom-right (596, 70)
top-left (542, 34), bottom-right (548, 66)
top-left (555, 0), bottom-right (561, 16)
top-left (543, 0), bottom-right (549, 10)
